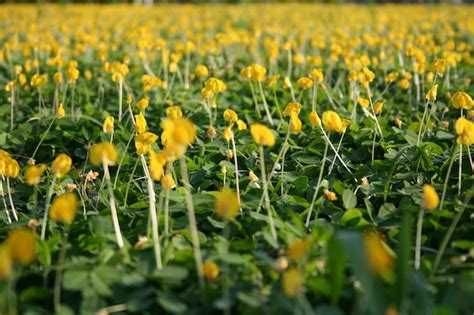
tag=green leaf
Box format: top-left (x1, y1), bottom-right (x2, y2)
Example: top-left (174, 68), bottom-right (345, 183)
top-left (157, 291), bottom-right (188, 314)
top-left (63, 269), bottom-right (89, 291)
top-left (342, 189), bottom-right (357, 209)
top-left (327, 237), bottom-right (345, 305)
top-left (340, 209), bottom-right (362, 226)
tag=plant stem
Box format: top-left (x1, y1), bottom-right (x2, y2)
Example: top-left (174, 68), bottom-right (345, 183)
top-left (414, 208), bottom-right (425, 270)
top-left (118, 80), bottom-right (123, 122)
top-left (458, 144), bottom-right (462, 195)
top-left (103, 162), bottom-right (124, 249)
top-left (10, 89), bottom-right (14, 131)
top-left (431, 190), bottom-right (473, 277)
top-left (5, 178), bottom-right (18, 221)
top-left (258, 81), bottom-right (274, 125)
top-left (230, 135), bottom-right (242, 212)
top-left (1, 179), bottom-right (12, 224)
top-left (439, 145), bottom-right (458, 210)
top-left (179, 156), bottom-right (204, 288)
top-left (305, 140), bottom-right (328, 227)
top-left (113, 132), bottom-right (134, 189)
top-left (140, 155), bottom-right (163, 270)
top-left (31, 118), bottom-right (56, 162)
top-left (41, 175), bottom-right (57, 240)
top-left (54, 226), bottom-right (69, 313)
top-left (416, 99), bottom-right (431, 146)
top-left (318, 125), bottom-right (352, 174)
top-left (259, 146), bottom-right (277, 242)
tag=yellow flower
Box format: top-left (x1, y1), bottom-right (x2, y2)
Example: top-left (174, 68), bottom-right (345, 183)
top-left (309, 111), bottom-right (321, 127)
top-left (135, 132), bottom-right (159, 155)
top-left (322, 111), bottom-right (344, 133)
top-left (282, 268), bottom-right (303, 298)
top-left (0, 246), bottom-right (12, 279)
top-left (296, 77), bottom-right (313, 89)
top-left (283, 76), bottom-right (292, 89)
top-left (423, 184), bottom-right (439, 210)
top-left (223, 126), bottom-right (233, 143)
top-left (362, 67), bottom-right (375, 82)
top-left (3, 158), bottom-right (20, 178)
top-left (103, 116), bottom-right (114, 134)
top-left (223, 109), bottom-right (238, 123)
top-left (203, 261), bottom-right (219, 282)
top-left (385, 72), bottom-right (399, 83)
top-left (287, 238), bottom-right (311, 261)
top-left (308, 68), bottom-right (324, 83)
top-left (373, 101), bottom-right (384, 114)
top-left (25, 164), bottom-right (46, 185)
top-left (5, 80), bottom-right (15, 92)
top-left (149, 151), bottom-right (166, 181)
top-left (240, 66), bottom-right (252, 81)
top-left (267, 74), bottom-right (280, 86)
top-left (290, 111), bottom-right (302, 133)
top-left (430, 58), bottom-right (447, 75)
top-left (135, 113), bottom-right (147, 134)
top-left (425, 84), bottom-right (438, 101)
top-left (161, 173), bottom-right (176, 189)
top-left (283, 102), bottom-right (302, 117)
top-left (250, 64), bottom-right (266, 82)
top-left (324, 189), bottom-right (337, 201)
top-left (358, 98), bottom-right (370, 108)
top-left (49, 192), bottom-right (78, 225)
top-left (6, 228), bottom-right (36, 265)
top-left (364, 231), bottom-right (394, 276)
top-left (236, 119), bottom-right (247, 131)
top-left (54, 72), bottom-right (63, 84)
top-left (166, 106), bottom-right (183, 119)
top-left (89, 142), bottom-right (117, 166)
top-left (51, 153), bottom-right (72, 178)
top-left (137, 97), bottom-right (149, 111)
top-left (214, 188), bottom-right (239, 221)
top-left (195, 64), bottom-right (209, 78)
top-left (161, 118), bottom-right (196, 148)
top-left (397, 79), bottom-right (410, 90)
top-left (250, 123), bottom-right (275, 147)
top-left (57, 103), bottom-right (65, 119)
top-left (455, 117), bottom-right (474, 145)
top-left (451, 91), bottom-right (473, 110)
top-left (249, 170), bottom-right (259, 183)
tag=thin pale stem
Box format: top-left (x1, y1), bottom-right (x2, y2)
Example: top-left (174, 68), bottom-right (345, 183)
top-left (328, 132), bottom-right (345, 175)
top-left (305, 140), bottom-right (329, 227)
top-left (319, 125), bottom-right (352, 174)
top-left (103, 162), bottom-right (124, 249)
top-left (439, 145), bottom-right (458, 210)
top-left (10, 89), bottom-right (14, 131)
top-left (258, 81), bottom-right (274, 125)
top-left (259, 146), bottom-right (277, 242)
top-left (431, 190), bottom-right (473, 277)
top-left (458, 145), bottom-right (462, 195)
top-left (118, 80), bottom-right (123, 122)
top-left (31, 118), bottom-right (56, 162)
top-left (140, 155), bottom-right (163, 270)
top-left (1, 179), bottom-right (12, 224)
top-left (41, 175), bottom-right (57, 240)
top-left (230, 135), bottom-right (242, 212)
top-left (414, 208), bottom-right (425, 270)
top-left (54, 226), bottom-right (69, 313)
top-left (179, 156), bottom-right (204, 288)
top-left (5, 178), bottom-right (18, 221)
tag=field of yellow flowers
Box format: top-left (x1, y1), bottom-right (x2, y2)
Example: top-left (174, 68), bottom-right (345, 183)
top-left (0, 3), bottom-right (473, 315)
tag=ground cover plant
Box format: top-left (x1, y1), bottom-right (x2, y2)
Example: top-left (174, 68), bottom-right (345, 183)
top-left (0, 3), bottom-right (473, 315)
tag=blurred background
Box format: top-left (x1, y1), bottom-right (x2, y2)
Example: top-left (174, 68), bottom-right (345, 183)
top-left (0, 0), bottom-right (469, 4)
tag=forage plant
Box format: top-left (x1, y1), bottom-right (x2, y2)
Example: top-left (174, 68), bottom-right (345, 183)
top-left (0, 4), bottom-right (474, 314)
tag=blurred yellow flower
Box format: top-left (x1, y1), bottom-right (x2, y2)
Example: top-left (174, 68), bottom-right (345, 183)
top-left (425, 84), bottom-right (438, 101)
top-left (451, 91), bottom-right (472, 110)
top-left (322, 111), bottom-right (344, 133)
top-left (203, 261), bottom-right (219, 282)
top-left (103, 116), bottom-right (114, 134)
top-left (51, 153), bottom-right (72, 178)
top-left (6, 228), bottom-right (36, 265)
top-left (214, 188), bottom-right (239, 221)
top-left (423, 184), bottom-right (439, 210)
top-left (250, 123), bottom-right (275, 147)
top-left (89, 142), bottom-right (117, 166)
top-left (49, 192), bottom-right (78, 225)
top-left (25, 164), bottom-right (46, 185)
top-left (364, 231), bottom-right (394, 276)
top-left (135, 113), bottom-right (147, 134)
top-left (282, 268), bottom-right (303, 298)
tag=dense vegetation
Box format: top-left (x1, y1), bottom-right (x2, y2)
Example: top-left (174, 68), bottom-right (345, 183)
top-left (0, 4), bottom-right (473, 315)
